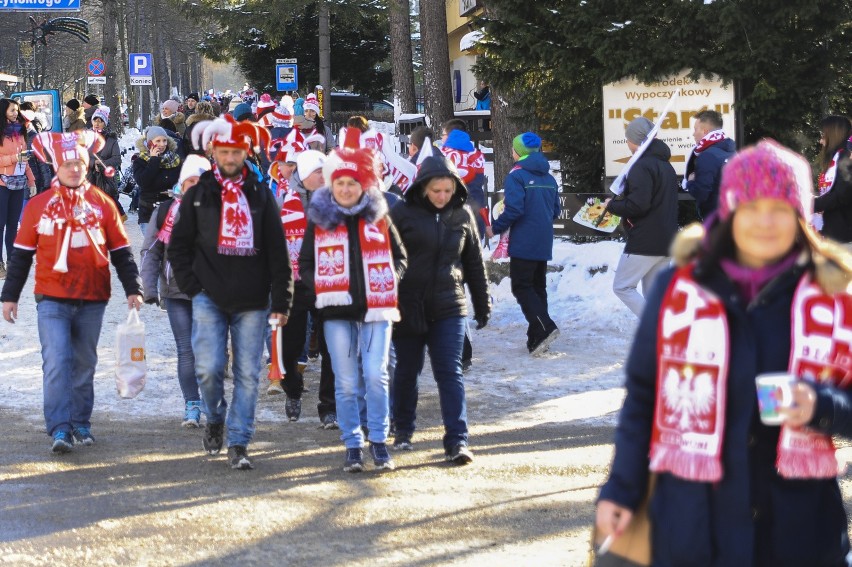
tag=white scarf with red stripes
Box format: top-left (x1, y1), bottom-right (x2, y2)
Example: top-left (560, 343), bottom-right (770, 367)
top-left (650, 265), bottom-right (850, 482)
top-left (213, 165), bottom-right (255, 256)
top-left (313, 217), bottom-right (399, 322)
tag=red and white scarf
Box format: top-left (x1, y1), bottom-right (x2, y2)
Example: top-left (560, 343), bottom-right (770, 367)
top-left (813, 150), bottom-right (843, 231)
top-left (693, 129), bottom-right (727, 155)
top-left (38, 177), bottom-right (108, 271)
top-left (313, 217), bottom-right (399, 322)
top-left (157, 200), bottom-right (180, 245)
top-left (212, 165), bottom-right (255, 256)
top-left (650, 265), bottom-right (852, 482)
top-left (279, 189), bottom-right (306, 281)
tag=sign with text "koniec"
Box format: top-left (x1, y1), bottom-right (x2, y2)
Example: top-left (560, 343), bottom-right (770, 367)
top-left (602, 70), bottom-right (735, 176)
top-left (0, 0), bottom-right (80, 10)
top-left (129, 53), bottom-right (153, 86)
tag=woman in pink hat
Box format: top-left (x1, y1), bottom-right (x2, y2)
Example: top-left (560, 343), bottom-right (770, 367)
top-left (596, 141), bottom-right (852, 566)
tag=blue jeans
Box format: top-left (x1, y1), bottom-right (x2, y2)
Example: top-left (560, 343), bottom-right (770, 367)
top-left (324, 319), bottom-right (392, 448)
top-left (0, 185), bottom-right (24, 262)
top-left (37, 299), bottom-right (107, 436)
top-left (191, 292), bottom-right (266, 447)
top-left (393, 316), bottom-right (469, 452)
top-left (165, 298), bottom-right (199, 402)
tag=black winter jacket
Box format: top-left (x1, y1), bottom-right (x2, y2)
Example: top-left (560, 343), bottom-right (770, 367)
top-left (606, 138), bottom-right (679, 256)
top-left (683, 137), bottom-right (736, 220)
top-left (132, 136), bottom-right (181, 224)
top-left (299, 187), bottom-right (407, 322)
top-left (390, 156), bottom-right (491, 336)
top-left (167, 168), bottom-right (293, 315)
top-left (88, 131), bottom-right (121, 196)
top-left (600, 261), bottom-right (852, 566)
top-left (814, 148), bottom-right (852, 244)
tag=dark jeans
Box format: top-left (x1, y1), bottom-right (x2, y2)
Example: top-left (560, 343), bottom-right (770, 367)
top-left (0, 186), bottom-right (24, 262)
top-left (281, 297), bottom-right (336, 418)
top-left (393, 316), bottom-right (468, 452)
top-left (510, 257), bottom-right (557, 345)
top-left (165, 298), bottom-right (199, 402)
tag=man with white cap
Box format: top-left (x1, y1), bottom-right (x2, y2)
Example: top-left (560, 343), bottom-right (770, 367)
top-left (168, 116), bottom-right (293, 470)
top-left (603, 116), bottom-right (679, 316)
top-left (0, 130), bottom-right (143, 454)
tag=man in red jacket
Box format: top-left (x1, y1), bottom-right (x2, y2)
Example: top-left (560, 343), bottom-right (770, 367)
top-left (1, 130), bottom-right (143, 454)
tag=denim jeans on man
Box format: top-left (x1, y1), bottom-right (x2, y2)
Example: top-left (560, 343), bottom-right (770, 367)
top-left (37, 299), bottom-right (107, 436)
top-left (191, 292), bottom-right (266, 447)
top-left (324, 319), bottom-right (392, 449)
top-left (0, 185), bottom-right (25, 263)
top-left (510, 257), bottom-right (557, 345)
top-left (393, 316), bottom-right (468, 452)
top-left (164, 298), bottom-right (199, 402)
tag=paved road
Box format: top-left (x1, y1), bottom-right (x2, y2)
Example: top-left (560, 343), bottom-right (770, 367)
top-left (0, 390), bottom-right (614, 567)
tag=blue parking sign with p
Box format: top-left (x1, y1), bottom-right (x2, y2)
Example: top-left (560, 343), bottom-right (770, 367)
top-left (129, 53), bottom-right (152, 76)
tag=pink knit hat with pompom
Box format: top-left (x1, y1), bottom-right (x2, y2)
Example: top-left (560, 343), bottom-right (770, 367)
top-left (718, 140), bottom-right (813, 222)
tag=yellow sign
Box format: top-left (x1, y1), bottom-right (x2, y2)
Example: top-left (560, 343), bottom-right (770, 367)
top-left (602, 71), bottom-right (736, 176)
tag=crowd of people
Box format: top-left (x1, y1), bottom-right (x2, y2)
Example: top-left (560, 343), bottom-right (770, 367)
top-left (4, 86), bottom-right (852, 563)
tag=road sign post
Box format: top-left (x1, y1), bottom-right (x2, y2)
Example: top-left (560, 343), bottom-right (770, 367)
top-left (129, 53), bottom-right (153, 86)
top-left (87, 58), bottom-right (106, 85)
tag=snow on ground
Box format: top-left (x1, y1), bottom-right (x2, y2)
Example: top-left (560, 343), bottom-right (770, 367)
top-left (0, 222), bottom-right (636, 432)
top-left (0, 128), bottom-right (637, 435)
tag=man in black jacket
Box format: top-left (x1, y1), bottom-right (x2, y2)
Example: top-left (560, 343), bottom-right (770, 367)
top-left (604, 117), bottom-right (678, 317)
top-left (168, 117), bottom-right (293, 470)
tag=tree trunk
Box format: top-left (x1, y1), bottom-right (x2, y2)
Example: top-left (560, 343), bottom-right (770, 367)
top-left (418, 0), bottom-right (454, 129)
top-left (155, 24), bottom-right (171, 101)
top-left (389, 0), bottom-right (416, 116)
top-left (137, 0), bottom-right (151, 127)
top-left (118, 0), bottom-right (134, 129)
top-left (318, 0), bottom-right (331, 117)
top-left (102, 0), bottom-right (122, 135)
top-left (481, 3), bottom-right (535, 192)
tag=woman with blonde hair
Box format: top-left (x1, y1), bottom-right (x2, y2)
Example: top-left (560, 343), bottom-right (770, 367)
top-left (596, 141), bottom-right (852, 566)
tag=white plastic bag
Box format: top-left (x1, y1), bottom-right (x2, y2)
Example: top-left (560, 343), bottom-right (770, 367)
top-left (115, 308), bottom-right (147, 398)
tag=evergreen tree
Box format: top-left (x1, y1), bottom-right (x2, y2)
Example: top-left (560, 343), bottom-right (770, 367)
top-left (477, 0), bottom-right (852, 190)
top-left (195, 0), bottom-right (391, 99)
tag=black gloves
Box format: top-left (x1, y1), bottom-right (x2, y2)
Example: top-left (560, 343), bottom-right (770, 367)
top-left (475, 316), bottom-right (488, 330)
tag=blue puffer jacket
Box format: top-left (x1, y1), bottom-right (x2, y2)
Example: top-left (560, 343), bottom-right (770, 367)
top-left (491, 151), bottom-right (560, 261)
top-left (684, 137), bottom-right (736, 220)
top-left (600, 262), bottom-right (852, 567)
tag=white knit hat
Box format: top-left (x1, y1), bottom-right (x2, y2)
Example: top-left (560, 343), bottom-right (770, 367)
top-left (178, 154), bottom-right (211, 187)
top-left (296, 150), bottom-right (326, 180)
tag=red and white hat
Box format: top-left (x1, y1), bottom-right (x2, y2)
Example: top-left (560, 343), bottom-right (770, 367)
top-left (32, 131), bottom-right (105, 171)
top-left (259, 96), bottom-right (295, 129)
top-left (195, 114), bottom-right (270, 156)
top-left (304, 93), bottom-right (320, 115)
top-left (322, 147), bottom-right (382, 190)
top-left (257, 93), bottom-right (276, 110)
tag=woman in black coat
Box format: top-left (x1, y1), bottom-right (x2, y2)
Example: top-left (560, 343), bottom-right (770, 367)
top-left (87, 108), bottom-right (124, 217)
top-left (132, 126), bottom-right (181, 234)
top-left (813, 115), bottom-right (852, 243)
top-left (389, 154), bottom-right (491, 464)
top-left (596, 141), bottom-right (852, 566)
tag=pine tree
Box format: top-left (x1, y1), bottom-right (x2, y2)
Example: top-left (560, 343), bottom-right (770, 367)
top-left (477, 0), bottom-right (852, 190)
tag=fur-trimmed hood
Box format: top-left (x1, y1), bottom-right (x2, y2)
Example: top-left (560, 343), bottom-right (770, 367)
top-left (186, 112), bottom-right (215, 128)
top-left (308, 186), bottom-right (388, 231)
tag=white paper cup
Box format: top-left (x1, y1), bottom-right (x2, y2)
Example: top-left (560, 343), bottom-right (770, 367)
top-left (755, 373), bottom-right (795, 425)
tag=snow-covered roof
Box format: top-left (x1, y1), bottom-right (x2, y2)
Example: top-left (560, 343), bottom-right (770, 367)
top-left (460, 30), bottom-right (483, 52)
